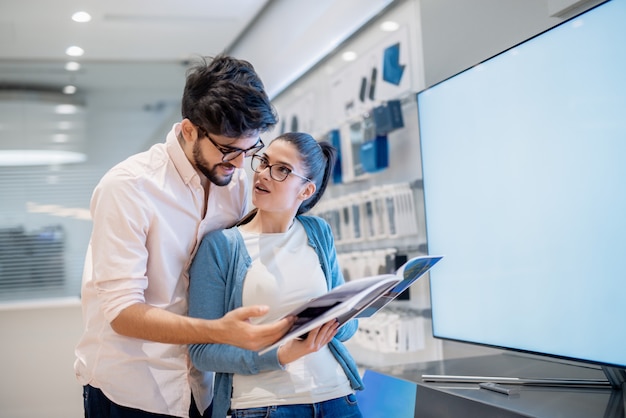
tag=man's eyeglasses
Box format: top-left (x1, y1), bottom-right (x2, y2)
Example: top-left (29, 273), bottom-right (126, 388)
top-left (251, 155), bottom-right (312, 183)
top-left (198, 126), bottom-right (264, 162)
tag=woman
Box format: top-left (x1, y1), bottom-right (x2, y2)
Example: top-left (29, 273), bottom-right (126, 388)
top-left (188, 132), bottom-right (363, 418)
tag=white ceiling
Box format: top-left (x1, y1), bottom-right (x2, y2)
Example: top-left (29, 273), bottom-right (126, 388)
top-left (0, 0), bottom-right (397, 96)
top-left (0, 0), bottom-right (271, 91)
top-left (0, 0), bottom-right (270, 61)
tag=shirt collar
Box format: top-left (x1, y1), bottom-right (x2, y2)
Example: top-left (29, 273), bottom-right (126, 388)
top-left (165, 123), bottom-right (199, 186)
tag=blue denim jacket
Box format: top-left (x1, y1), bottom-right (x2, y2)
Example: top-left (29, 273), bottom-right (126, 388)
top-left (188, 215), bottom-right (364, 418)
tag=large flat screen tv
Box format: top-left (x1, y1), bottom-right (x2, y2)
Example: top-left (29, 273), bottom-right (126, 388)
top-left (417, 0), bottom-right (626, 385)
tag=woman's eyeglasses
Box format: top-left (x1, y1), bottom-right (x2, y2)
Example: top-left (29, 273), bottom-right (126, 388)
top-left (251, 155), bottom-right (311, 182)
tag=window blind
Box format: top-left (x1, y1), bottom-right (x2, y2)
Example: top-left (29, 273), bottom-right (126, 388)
top-left (0, 165), bottom-right (99, 302)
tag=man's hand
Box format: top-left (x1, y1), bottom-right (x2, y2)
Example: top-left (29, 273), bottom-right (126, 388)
top-left (214, 305), bottom-right (296, 351)
top-left (109, 303), bottom-right (296, 349)
top-left (276, 319), bottom-right (339, 365)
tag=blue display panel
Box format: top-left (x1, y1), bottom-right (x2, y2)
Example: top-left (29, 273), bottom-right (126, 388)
top-left (356, 370), bottom-right (417, 417)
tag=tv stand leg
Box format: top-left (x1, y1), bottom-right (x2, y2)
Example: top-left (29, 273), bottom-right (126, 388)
top-left (601, 367), bottom-right (626, 418)
top-left (602, 366), bottom-right (626, 390)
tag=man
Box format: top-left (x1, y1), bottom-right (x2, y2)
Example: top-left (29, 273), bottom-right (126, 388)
top-left (75, 55), bottom-right (294, 418)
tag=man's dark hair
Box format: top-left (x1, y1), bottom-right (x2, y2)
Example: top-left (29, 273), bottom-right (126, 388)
top-left (181, 54), bottom-right (278, 137)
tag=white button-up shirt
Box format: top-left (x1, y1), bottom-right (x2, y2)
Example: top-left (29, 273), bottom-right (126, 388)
top-left (74, 123), bottom-right (248, 417)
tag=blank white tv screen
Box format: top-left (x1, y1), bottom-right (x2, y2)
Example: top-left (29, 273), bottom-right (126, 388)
top-left (418, 0), bottom-right (626, 368)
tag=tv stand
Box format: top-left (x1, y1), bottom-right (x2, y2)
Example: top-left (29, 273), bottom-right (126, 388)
top-left (420, 363), bottom-right (625, 400)
top-left (421, 373), bottom-right (612, 387)
top-left (370, 353), bottom-right (625, 417)
top-left (423, 364), bottom-right (625, 389)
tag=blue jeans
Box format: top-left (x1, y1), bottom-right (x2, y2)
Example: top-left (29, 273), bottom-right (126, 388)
top-left (230, 394), bottom-right (362, 418)
top-left (83, 385), bottom-right (211, 418)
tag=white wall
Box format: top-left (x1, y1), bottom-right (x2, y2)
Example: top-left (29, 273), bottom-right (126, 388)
top-left (0, 300), bottom-right (83, 418)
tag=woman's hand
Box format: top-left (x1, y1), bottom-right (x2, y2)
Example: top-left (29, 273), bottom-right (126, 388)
top-left (277, 319), bottom-right (339, 365)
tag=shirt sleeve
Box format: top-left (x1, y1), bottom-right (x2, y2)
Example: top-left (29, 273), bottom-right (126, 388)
top-left (89, 170), bottom-right (152, 322)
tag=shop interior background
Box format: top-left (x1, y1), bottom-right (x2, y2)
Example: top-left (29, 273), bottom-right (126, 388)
top-left (0, 0), bottom-right (603, 416)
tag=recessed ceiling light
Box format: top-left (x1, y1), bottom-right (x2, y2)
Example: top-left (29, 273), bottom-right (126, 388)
top-left (66, 46), bottom-right (84, 57)
top-left (72, 11), bottom-right (92, 23)
top-left (380, 21), bottom-right (400, 32)
top-left (0, 150), bottom-right (86, 166)
top-left (55, 104), bottom-right (79, 114)
top-left (63, 85), bottom-right (77, 95)
top-left (65, 61), bottom-right (81, 71)
top-left (53, 133), bottom-right (69, 143)
top-left (342, 51), bottom-right (358, 62)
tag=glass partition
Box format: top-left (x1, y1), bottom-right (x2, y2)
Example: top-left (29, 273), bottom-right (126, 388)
top-left (0, 61), bottom-right (185, 303)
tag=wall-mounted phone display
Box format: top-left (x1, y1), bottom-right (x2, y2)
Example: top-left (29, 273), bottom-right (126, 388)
top-left (313, 182), bottom-right (419, 245)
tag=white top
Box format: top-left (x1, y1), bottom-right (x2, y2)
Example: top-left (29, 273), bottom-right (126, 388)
top-left (232, 221), bottom-right (352, 409)
top-left (74, 123), bottom-right (248, 417)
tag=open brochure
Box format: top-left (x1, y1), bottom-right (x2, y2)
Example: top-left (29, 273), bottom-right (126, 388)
top-left (257, 254), bottom-right (443, 355)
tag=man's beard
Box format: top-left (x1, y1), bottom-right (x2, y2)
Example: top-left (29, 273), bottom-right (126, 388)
top-left (193, 141), bottom-right (233, 186)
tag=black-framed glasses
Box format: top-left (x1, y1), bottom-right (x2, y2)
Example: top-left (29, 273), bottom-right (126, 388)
top-left (251, 154), bottom-right (312, 183)
top-left (198, 126), bottom-right (264, 162)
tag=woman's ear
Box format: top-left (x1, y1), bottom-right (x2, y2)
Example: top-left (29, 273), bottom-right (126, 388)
top-left (299, 182), bottom-right (316, 201)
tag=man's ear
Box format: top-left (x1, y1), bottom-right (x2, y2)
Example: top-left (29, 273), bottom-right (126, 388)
top-left (180, 119), bottom-right (198, 143)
